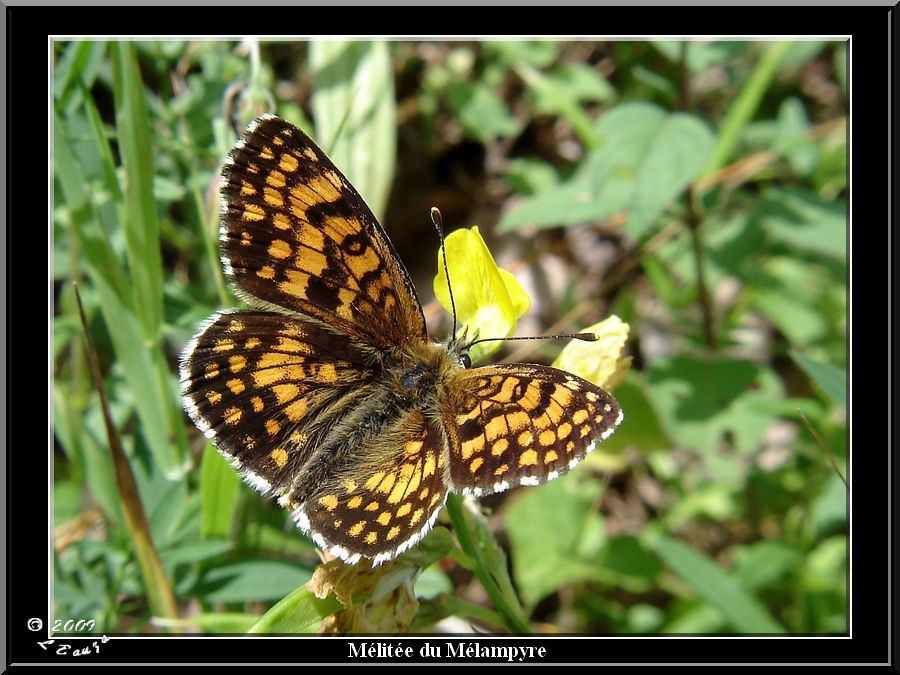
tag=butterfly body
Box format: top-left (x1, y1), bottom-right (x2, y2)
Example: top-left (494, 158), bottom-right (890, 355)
top-left (180, 114), bottom-right (622, 565)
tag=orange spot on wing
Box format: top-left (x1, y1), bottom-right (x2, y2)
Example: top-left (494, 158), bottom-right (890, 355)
top-left (279, 153), bottom-right (299, 172)
top-left (518, 449), bottom-right (538, 466)
top-left (285, 397), bottom-right (308, 421)
top-left (270, 448), bottom-right (288, 468)
top-left (318, 494), bottom-right (338, 511)
top-left (268, 239), bottom-right (292, 259)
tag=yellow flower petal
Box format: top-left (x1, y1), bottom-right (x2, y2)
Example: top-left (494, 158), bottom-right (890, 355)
top-left (553, 315), bottom-right (630, 389)
top-left (434, 226), bottom-right (530, 362)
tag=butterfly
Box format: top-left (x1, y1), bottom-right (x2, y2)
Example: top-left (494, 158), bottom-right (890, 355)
top-left (179, 114), bottom-right (623, 566)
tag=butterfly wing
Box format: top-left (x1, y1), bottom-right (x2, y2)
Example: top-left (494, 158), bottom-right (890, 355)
top-left (179, 310), bottom-right (376, 496)
top-left (290, 411), bottom-right (449, 565)
top-left (219, 114), bottom-right (427, 351)
top-left (441, 364), bottom-right (623, 495)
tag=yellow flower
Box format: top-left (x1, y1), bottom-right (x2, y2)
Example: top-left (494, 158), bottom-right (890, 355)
top-left (433, 226), bottom-right (530, 363)
top-left (553, 315), bottom-right (631, 389)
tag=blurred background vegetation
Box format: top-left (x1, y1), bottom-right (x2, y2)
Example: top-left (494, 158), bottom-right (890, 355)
top-left (52, 39), bottom-right (847, 635)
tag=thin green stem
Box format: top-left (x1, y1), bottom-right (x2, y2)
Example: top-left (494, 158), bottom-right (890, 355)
top-left (704, 41), bottom-right (792, 175)
top-left (679, 42), bottom-right (716, 350)
top-left (73, 285), bottom-right (178, 626)
top-left (178, 115), bottom-right (230, 307)
top-left (445, 494), bottom-right (530, 634)
top-left (443, 596), bottom-right (507, 630)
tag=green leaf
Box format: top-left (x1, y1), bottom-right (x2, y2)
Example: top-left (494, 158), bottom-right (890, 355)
top-left (515, 62), bottom-right (603, 147)
top-left (664, 603), bottom-right (726, 633)
top-left (662, 484), bottom-right (737, 529)
top-left (803, 536), bottom-right (846, 594)
top-left (631, 64), bottom-right (678, 104)
top-left (733, 541), bottom-right (804, 590)
top-left (834, 43), bottom-right (847, 95)
top-left (54, 481), bottom-right (83, 526)
top-left (414, 564), bottom-right (453, 600)
top-left (753, 187), bottom-right (846, 260)
top-left (484, 40), bottom-right (560, 68)
top-left (652, 40), bottom-right (751, 71)
top-left (503, 158), bottom-right (560, 196)
top-left (606, 109), bottom-right (714, 236)
top-left (248, 585), bottom-right (342, 634)
top-left (807, 475), bottom-right (847, 540)
top-left (200, 444), bottom-right (241, 539)
top-left (781, 41), bottom-right (825, 68)
top-left (648, 534), bottom-right (785, 633)
top-left (506, 477), bottom-right (605, 607)
top-left (775, 98), bottom-right (818, 175)
top-left (552, 62), bottom-right (615, 103)
top-left (445, 81), bottom-right (519, 143)
top-left (751, 256), bottom-right (839, 347)
top-left (197, 560), bottom-right (314, 604)
top-left (157, 612), bottom-right (259, 634)
top-left (754, 289), bottom-right (826, 346)
top-left (110, 42), bottom-right (164, 339)
top-left (646, 356), bottom-right (780, 457)
top-left (54, 40), bottom-right (107, 114)
top-left (595, 373), bottom-right (672, 453)
top-left (599, 536), bottom-right (663, 583)
top-left (55, 111), bottom-right (187, 479)
top-left (499, 103), bottom-right (713, 237)
top-left (310, 40), bottom-right (396, 222)
top-left (791, 352), bottom-right (846, 407)
top-left (159, 539), bottom-right (233, 569)
top-left (54, 394), bottom-right (124, 527)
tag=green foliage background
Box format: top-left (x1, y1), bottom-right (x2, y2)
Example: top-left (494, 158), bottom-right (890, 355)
top-left (52, 39), bottom-right (847, 635)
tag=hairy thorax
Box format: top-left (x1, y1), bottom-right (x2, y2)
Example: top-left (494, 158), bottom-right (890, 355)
top-left (387, 339), bottom-right (463, 410)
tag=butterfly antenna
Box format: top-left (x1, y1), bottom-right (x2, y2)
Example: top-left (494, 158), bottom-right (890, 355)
top-left (468, 333), bottom-right (600, 349)
top-left (431, 207), bottom-right (458, 340)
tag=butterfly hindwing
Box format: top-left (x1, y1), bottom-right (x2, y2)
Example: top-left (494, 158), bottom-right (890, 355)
top-left (179, 310), bottom-right (374, 496)
top-left (292, 411), bottom-right (449, 565)
top-left (219, 114), bottom-right (427, 352)
top-left (441, 364), bottom-right (623, 495)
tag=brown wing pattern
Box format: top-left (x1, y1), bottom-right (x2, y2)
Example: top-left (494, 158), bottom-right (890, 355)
top-left (179, 310), bottom-right (375, 496)
top-left (219, 114), bottom-right (426, 351)
top-left (441, 364), bottom-right (623, 496)
top-left (292, 411), bottom-right (449, 565)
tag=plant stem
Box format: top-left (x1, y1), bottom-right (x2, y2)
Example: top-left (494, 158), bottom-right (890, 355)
top-left (704, 41), bottom-right (792, 175)
top-left (445, 494), bottom-right (531, 634)
top-left (679, 42), bottom-right (717, 350)
top-left (74, 285), bottom-right (178, 626)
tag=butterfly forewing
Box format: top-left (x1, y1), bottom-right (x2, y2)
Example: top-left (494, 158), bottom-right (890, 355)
top-left (219, 114), bottom-right (427, 351)
top-left (442, 364), bottom-right (622, 496)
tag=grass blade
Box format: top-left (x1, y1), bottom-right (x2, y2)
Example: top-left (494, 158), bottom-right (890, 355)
top-left (73, 286), bottom-right (177, 624)
top-left (200, 444), bottom-right (240, 539)
top-left (650, 533), bottom-right (786, 633)
top-left (704, 41), bottom-right (792, 175)
top-left (310, 40), bottom-right (396, 222)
